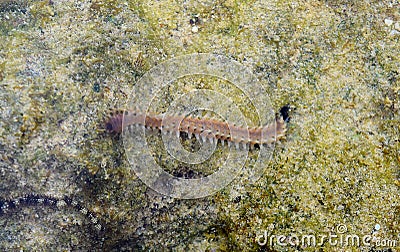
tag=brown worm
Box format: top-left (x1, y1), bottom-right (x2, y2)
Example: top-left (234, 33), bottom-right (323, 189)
top-left (105, 109), bottom-right (287, 148)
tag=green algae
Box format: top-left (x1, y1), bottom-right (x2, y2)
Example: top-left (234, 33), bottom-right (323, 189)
top-left (0, 0), bottom-right (399, 250)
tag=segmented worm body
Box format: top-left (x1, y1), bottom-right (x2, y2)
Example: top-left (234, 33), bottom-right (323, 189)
top-left (105, 109), bottom-right (287, 148)
top-left (0, 194), bottom-right (103, 231)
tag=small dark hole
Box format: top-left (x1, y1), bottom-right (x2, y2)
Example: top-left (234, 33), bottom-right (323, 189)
top-left (106, 123), bottom-right (113, 131)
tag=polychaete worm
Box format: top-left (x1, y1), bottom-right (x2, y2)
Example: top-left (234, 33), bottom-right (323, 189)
top-left (104, 105), bottom-right (289, 149)
top-left (0, 194), bottom-right (104, 232)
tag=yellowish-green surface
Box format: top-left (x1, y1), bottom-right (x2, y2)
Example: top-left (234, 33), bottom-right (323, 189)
top-left (0, 0), bottom-right (399, 251)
